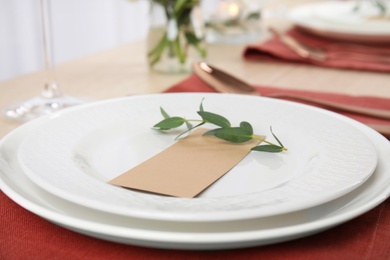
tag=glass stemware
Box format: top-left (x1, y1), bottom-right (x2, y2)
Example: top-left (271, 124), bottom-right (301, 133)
top-left (2, 0), bottom-right (84, 122)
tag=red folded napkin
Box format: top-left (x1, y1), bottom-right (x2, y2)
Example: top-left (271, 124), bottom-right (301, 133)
top-left (243, 27), bottom-right (390, 72)
top-left (166, 73), bottom-right (390, 139)
top-left (1, 76), bottom-right (390, 259)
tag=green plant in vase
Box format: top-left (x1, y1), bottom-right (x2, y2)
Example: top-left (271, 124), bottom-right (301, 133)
top-left (147, 0), bottom-right (207, 73)
top-left (353, 0), bottom-right (389, 19)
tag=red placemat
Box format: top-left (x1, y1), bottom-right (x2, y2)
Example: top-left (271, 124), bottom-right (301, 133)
top-left (1, 191), bottom-right (389, 260)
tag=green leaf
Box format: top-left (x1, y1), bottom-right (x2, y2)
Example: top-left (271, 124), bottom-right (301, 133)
top-left (197, 46), bottom-right (207, 58)
top-left (173, 0), bottom-right (187, 15)
top-left (173, 36), bottom-right (186, 63)
top-left (184, 31), bottom-right (207, 58)
top-left (160, 107), bottom-right (170, 119)
top-left (246, 12), bottom-right (260, 20)
top-left (376, 1), bottom-right (386, 15)
top-left (202, 128), bottom-right (219, 136)
top-left (240, 121), bottom-right (253, 135)
top-left (197, 111), bottom-right (231, 128)
top-left (185, 31), bottom-right (201, 45)
top-left (270, 127), bottom-right (284, 148)
top-left (212, 127), bottom-right (252, 143)
top-left (251, 145), bottom-right (284, 153)
top-left (199, 98), bottom-right (205, 112)
top-left (185, 120), bottom-right (193, 130)
top-left (148, 33), bottom-right (169, 66)
top-left (153, 117), bottom-right (186, 130)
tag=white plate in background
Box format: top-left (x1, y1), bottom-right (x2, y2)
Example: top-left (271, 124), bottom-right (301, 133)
top-left (289, 1), bottom-right (390, 43)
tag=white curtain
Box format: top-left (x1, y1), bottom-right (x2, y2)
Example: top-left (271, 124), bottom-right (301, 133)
top-left (0, 0), bottom-right (149, 82)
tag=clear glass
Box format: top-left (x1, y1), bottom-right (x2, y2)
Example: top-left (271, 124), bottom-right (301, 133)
top-left (2, 0), bottom-right (84, 122)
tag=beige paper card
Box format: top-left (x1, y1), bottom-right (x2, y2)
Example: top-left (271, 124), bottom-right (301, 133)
top-left (108, 128), bottom-right (261, 198)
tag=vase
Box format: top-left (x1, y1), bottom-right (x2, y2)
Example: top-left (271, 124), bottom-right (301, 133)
top-left (147, 1), bottom-right (207, 74)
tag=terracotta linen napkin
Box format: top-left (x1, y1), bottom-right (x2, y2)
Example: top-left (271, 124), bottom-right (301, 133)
top-left (243, 27), bottom-right (390, 72)
top-left (1, 191), bottom-right (389, 259)
top-left (166, 73), bottom-right (390, 139)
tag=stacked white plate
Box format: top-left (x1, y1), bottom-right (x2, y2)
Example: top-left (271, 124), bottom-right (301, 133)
top-left (1, 93), bottom-right (390, 250)
top-left (288, 0), bottom-right (390, 43)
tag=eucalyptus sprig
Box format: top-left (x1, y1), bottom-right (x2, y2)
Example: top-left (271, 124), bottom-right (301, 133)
top-left (153, 100), bottom-right (287, 153)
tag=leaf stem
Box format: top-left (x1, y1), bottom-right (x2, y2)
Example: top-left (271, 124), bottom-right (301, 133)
top-left (175, 122), bottom-right (205, 140)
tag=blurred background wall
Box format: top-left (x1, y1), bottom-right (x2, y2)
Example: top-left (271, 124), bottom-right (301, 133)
top-left (0, 0), bottom-right (149, 82)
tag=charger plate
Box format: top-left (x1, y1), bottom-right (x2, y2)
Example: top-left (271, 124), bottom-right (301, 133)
top-left (0, 105), bottom-right (389, 249)
top-left (289, 1), bottom-right (390, 43)
top-left (16, 94), bottom-right (377, 221)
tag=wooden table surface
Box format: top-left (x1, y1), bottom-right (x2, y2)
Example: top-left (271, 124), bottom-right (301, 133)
top-left (1, 10), bottom-right (390, 139)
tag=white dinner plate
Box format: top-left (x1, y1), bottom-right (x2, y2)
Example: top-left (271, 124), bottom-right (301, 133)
top-left (17, 94), bottom-right (377, 221)
top-left (288, 1), bottom-right (390, 43)
top-left (0, 107), bottom-right (389, 250)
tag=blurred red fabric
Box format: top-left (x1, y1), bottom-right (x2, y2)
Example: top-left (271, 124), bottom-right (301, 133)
top-left (243, 27), bottom-right (390, 72)
top-left (167, 73), bottom-right (390, 139)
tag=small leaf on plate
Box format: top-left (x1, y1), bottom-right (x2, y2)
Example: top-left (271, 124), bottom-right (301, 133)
top-left (203, 128), bottom-right (219, 136)
top-left (160, 107), bottom-right (170, 119)
top-left (251, 145), bottom-right (284, 153)
top-left (153, 117), bottom-right (186, 130)
top-left (197, 111), bottom-right (231, 128)
top-left (199, 98), bottom-right (205, 112)
top-left (240, 121), bottom-right (253, 135)
top-left (270, 127), bottom-right (284, 148)
top-left (212, 127), bottom-right (252, 143)
top-left (185, 120), bottom-right (193, 130)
